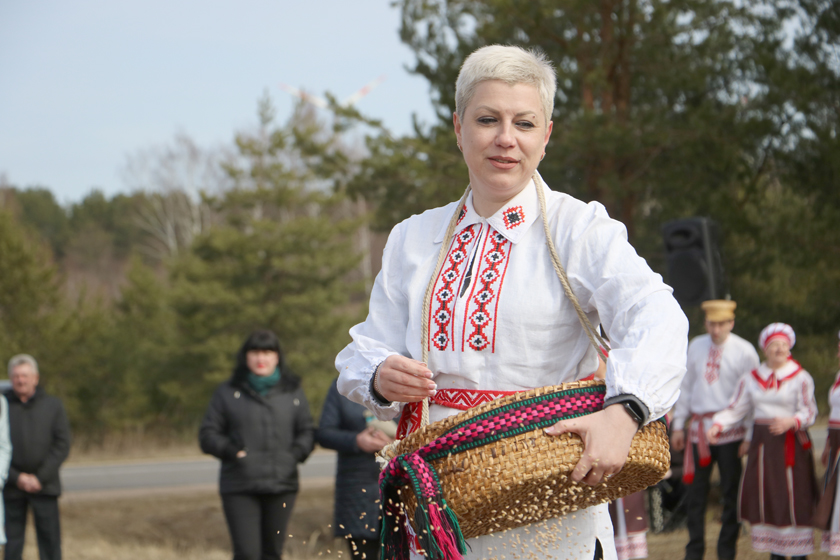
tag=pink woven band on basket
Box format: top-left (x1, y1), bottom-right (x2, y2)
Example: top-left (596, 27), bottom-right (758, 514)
top-left (379, 384), bottom-right (607, 560)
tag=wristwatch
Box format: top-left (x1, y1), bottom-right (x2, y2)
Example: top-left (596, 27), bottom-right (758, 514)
top-left (621, 401), bottom-right (645, 428)
top-left (604, 394), bottom-right (649, 428)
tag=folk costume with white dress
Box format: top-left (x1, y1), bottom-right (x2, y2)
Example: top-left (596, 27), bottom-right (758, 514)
top-left (672, 328), bottom-right (759, 560)
top-left (336, 177), bottom-right (689, 560)
top-left (815, 365), bottom-right (840, 555)
top-left (711, 358), bottom-right (819, 556)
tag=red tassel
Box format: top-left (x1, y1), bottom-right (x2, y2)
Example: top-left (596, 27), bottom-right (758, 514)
top-left (682, 443), bottom-right (694, 484)
top-left (427, 502), bottom-right (463, 560)
top-left (785, 430), bottom-right (796, 467)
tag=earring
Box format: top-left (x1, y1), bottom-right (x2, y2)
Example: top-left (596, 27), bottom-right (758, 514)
top-left (540, 152), bottom-right (546, 161)
top-left (457, 142), bottom-right (463, 152)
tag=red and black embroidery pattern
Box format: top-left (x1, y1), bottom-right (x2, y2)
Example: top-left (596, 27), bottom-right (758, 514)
top-left (456, 206), bottom-right (467, 225)
top-left (429, 225), bottom-right (479, 351)
top-left (502, 205), bottom-right (525, 229)
top-left (463, 230), bottom-right (511, 352)
top-left (704, 345), bottom-right (723, 385)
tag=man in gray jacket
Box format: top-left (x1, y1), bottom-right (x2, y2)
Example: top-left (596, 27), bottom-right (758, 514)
top-left (3, 354), bottom-right (71, 560)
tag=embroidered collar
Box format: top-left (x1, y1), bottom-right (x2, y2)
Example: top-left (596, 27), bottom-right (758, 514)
top-left (751, 359), bottom-right (803, 390)
top-left (434, 178), bottom-right (541, 245)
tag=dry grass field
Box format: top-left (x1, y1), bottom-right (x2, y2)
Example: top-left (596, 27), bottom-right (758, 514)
top-left (20, 485), bottom-right (339, 560)
top-left (14, 482), bottom-right (831, 560)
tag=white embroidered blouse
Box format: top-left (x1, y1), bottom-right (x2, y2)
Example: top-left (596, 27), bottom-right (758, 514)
top-left (672, 332), bottom-right (760, 439)
top-left (336, 177), bottom-right (687, 423)
top-left (712, 359), bottom-right (818, 432)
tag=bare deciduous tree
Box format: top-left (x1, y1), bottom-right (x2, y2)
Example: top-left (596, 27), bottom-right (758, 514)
top-left (123, 133), bottom-right (229, 259)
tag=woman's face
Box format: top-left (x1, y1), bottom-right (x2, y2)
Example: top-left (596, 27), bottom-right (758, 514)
top-left (246, 350), bottom-right (279, 376)
top-left (764, 338), bottom-right (791, 369)
top-left (453, 80), bottom-right (552, 217)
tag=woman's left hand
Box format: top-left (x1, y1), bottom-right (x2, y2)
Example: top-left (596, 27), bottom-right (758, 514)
top-left (769, 416), bottom-right (798, 435)
top-left (544, 404), bottom-right (638, 486)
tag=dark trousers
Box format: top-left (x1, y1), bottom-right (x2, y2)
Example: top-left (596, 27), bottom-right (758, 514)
top-left (221, 492), bottom-right (297, 560)
top-left (4, 494), bottom-right (62, 560)
top-left (346, 537), bottom-right (379, 559)
top-left (685, 440), bottom-right (742, 560)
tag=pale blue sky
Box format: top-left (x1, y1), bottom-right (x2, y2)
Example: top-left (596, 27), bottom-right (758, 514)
top-left (0, 0), bottom-right (439, 203)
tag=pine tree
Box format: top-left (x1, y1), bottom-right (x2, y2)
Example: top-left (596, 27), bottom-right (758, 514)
top-left (161, 98), bottom-right (364, 422)
top-left (0, 210), bottom-right (59, 361)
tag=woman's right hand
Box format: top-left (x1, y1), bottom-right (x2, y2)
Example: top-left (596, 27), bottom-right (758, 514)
top-left (706, 424), bottom-right (722, 445)
top-left (375, 355), bottom-right (436, 403)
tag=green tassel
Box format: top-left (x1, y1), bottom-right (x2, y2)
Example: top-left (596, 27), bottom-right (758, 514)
top-left (414, 503), bottom-right (444, 560)
top-left (442, 499), bottom-right (467, 554)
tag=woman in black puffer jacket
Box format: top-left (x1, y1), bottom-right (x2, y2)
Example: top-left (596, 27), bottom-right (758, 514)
top-left (200, 330), bottom-right (315, 560)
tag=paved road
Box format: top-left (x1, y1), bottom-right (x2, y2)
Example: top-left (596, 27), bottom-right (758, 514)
top-left (61, 450), bottom-right (338, 493)
top-left (60, 426), bottom-right (829, 494)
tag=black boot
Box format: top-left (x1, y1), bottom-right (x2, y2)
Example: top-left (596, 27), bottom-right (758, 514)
top-left (770, 555), bottom-right (787, 560)
top-left (790, 556), bottom-right (807, 560)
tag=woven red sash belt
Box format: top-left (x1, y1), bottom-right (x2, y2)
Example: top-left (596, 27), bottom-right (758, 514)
top-left (395, 388), bottom-right (519, 439)
top-left (683, 412), bottom-right (715, 484)
top-left (379, 384), bottom-right (606, 560)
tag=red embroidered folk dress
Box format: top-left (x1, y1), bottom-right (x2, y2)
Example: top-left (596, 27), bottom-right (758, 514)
top-left (712, 359), bottom-right (819, 556)
top-left (336, 178), bottom-right (688, 560)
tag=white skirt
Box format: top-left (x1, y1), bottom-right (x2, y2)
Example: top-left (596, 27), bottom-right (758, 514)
top-left (408, 503), bottom-right (617, 560)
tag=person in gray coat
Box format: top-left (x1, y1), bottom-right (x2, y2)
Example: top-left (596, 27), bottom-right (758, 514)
top-left (317, 379), bottom-right (394, 559)
top-left (200, 330), bottom-right (315, 560)
top-left (4, 354), bottom-right (71, 560)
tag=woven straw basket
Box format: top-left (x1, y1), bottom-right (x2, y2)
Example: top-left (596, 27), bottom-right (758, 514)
top-left (380, 380), bottom-right (670, 541)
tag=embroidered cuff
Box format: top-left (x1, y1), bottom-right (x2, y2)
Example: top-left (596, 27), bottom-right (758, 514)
top-left (604, 394), bottom-right (650, 426)
top-left (369, 361), bottom-right (391, 406)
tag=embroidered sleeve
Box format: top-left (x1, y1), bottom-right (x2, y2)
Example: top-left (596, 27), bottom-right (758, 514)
top-left (794, 372), bottom-right (818, 430)
top-left (712, 375), bottom-right (752, 431)
top-left (335, 223), bottom-right (406, 420)
top-left (559, 200), bottom-right (689, 422)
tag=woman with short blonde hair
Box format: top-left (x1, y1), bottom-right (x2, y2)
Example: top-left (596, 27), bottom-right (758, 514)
top-left (337, 45), bottom-right (688, 559)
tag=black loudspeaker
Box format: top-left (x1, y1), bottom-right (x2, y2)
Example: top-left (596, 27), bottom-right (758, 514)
top-left (661, 217), bottom-right (726, 307)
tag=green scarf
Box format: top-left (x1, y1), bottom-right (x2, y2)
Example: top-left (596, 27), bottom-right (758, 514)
top-left (247, 367), bottom-right (281, 396)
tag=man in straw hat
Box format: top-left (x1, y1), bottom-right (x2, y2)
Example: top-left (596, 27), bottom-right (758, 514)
top-left (671, 300), bottom-right (759, 560)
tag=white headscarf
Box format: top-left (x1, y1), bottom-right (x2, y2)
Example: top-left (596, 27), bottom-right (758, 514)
top-left (758, 322), bottom-right (796, 351)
